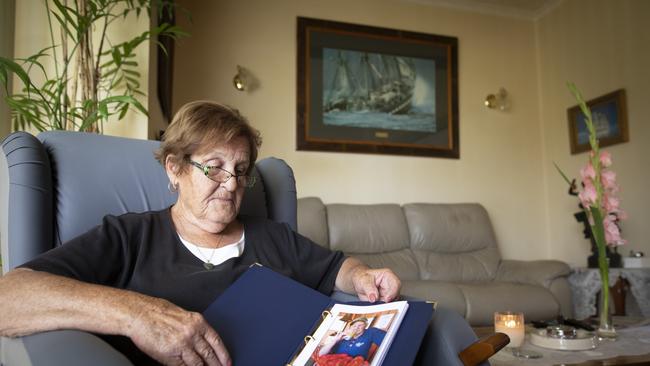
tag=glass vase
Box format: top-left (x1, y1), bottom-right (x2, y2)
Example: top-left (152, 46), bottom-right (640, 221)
top-left (597, 279), bottom-right (617, 339)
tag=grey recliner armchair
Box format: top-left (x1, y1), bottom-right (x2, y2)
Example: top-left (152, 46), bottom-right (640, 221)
top-left (0, 131), bottom-right (505, 366)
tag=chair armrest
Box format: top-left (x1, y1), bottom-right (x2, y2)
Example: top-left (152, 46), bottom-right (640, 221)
top-left (415, 306), bottom-right (488, 366)
top-left (496, 259), bottom-right (571, 288)
top-left (1, 330), bottom-right (133, 366)
top-left (459, 333), bottom-right (510, 366)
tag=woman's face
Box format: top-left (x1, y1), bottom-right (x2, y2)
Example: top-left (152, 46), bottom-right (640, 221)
top-left (171, 136), bottom-right (251, 233)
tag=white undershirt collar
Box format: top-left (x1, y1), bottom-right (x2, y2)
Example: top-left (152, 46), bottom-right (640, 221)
top-left (178, 231), bottom-right (245, 266)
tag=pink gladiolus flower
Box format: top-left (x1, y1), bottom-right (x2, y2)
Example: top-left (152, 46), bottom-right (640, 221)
top-left (601, 170), bottom-right (618, 191)
top-left (580, 163), bottom-right (596, 180)
top-left (604, 214), bottom-right (625, 246)
top-left (579, 180), bottom-right (597, 208)
top-left (600, 151), bottom-right (612, 168)
top-left (563, 85), bottom-right (627, 253)
top-left (603, 194), bottom-right (620, 213)
top-left (603, 213), bottom-right (616, 226)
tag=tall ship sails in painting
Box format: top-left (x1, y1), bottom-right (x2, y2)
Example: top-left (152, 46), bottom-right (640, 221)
top-left (322, 48), bottom-right (436, 133)
top-left (577, 111), bottom-right (616, 145)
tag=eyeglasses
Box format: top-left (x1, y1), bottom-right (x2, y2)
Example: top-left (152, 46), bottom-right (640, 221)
top-left (188, 160), bottom-right (256, 188)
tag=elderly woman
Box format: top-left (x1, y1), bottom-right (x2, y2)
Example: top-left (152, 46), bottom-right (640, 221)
top-left (0, 101), bottom-right (401, 366)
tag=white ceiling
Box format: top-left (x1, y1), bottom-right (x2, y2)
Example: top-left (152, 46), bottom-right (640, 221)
top-left (411, 0), bottom-right (563, 19)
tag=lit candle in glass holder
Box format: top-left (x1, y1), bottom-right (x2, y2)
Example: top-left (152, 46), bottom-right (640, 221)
top-left (494, 312), bottom-right (525, 348)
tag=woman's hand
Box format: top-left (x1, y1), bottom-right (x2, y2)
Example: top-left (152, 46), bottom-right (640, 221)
top-left (351, 267), bottom-right (401, 303)
top-left (128, 297), bottom-right (231, 366)
top-left (0, 269), bottom-right (231, 365)
top-left (335, 257), bottom-right (401, 303)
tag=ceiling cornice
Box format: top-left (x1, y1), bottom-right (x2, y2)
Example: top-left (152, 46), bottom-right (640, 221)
top-left (404, 0), bottom-right (564, 21)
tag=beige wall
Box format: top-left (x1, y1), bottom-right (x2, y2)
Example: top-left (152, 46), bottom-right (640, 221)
top-left (173, 0), bottom-right (548, 260)
top-left (0, 0), bottom-right (15, 139)
top-left (11, 0), bottom-right (149, 139)
top-left (537, 0), bottom-right (650, 266)
top-left (8, 0), bottom-right (646, 265)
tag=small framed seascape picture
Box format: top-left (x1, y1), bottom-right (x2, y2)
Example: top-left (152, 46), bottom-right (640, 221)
top-left (567, 89), bottom-right (629, 154)
top-left (296, 17), bottom-right (459, 158)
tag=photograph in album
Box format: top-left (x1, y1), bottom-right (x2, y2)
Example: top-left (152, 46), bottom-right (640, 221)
top-left (291, 301), bottom-right (409, 366)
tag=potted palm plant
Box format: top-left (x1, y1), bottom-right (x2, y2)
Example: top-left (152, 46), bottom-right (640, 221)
top-left (0, 0), bottom-right (186, 133)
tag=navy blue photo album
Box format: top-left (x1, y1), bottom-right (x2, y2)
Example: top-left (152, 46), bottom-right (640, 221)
top-left (203, 265), bottom-right (434, 366)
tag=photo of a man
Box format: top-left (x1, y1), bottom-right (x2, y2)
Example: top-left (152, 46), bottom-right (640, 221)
top-left (318, 317), bottom-right (386, 360)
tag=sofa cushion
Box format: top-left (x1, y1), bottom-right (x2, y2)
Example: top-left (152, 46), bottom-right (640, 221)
top-left (402, 280), bottom-right (467, 317)
top-left (297, 197), bottom-right (329, 248)
top-left (327, 204), bottom-right (410, 254)
top-left (458, 282), bottom-right (560, 326)
top-left (353, 249), bottom-right (419, 281)
top-left (495, 259), bottom-right (571, 288)
top-left (413, 247), bottom-right (501, 283)
top-left (404, 203), bottom-right (500, 281)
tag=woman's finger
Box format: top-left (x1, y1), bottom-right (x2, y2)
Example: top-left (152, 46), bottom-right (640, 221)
top-left (377, 270), bottom-right (401, 302)
top-left (194, 335), bottom-right (221, 366)
top-left (354, 272), bottom-right (379, 302)
top-left (181, 348), bottom-right (206, 366)
top-left (203, 325), bottom-right (231, 366)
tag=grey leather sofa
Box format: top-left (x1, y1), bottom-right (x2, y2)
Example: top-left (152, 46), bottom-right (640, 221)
top-left (298, 197), bottom-right (573, 326)
top-left (1, 131), bottom-right (500, 366)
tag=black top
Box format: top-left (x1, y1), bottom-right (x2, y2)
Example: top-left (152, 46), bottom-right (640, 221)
top-left (21, 208), bottom-right (345, 364)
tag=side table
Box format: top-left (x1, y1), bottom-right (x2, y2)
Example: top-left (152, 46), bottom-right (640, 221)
top-left (488, 320), bottom-right (650, 366)
top-left (568, 267), bottom-right (650, 320)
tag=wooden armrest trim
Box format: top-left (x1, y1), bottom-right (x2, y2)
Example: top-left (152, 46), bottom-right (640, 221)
top-left (458, 332), bottom-right (510, 366)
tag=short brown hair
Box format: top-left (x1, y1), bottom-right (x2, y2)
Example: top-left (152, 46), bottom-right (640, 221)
top-left (155, 101), bottom-right (262, 173)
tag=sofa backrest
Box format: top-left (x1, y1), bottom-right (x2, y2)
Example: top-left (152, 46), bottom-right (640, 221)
top-left (403, 203), bottom-right (501, 282)
top-left (296, 197), bottom-right (329, 247)
top-left (327, 203), bottom-right (420, 281)
top-left (297, 197), bottom-right (501, 282)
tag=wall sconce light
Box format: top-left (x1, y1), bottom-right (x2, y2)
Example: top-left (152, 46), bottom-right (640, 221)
top-left (484, 88), bottom-right (509, 111)
top-left (233, 65), bottom-right (246, 91)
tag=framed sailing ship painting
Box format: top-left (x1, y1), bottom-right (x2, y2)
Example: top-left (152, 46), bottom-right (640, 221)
top-left (297, 17), bottom-right (459, 158)
top-left (567, 89), bottom-right (629, 154)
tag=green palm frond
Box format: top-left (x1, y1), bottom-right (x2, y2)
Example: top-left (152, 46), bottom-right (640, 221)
top-left (0, 0), bottom-right (188, 132)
